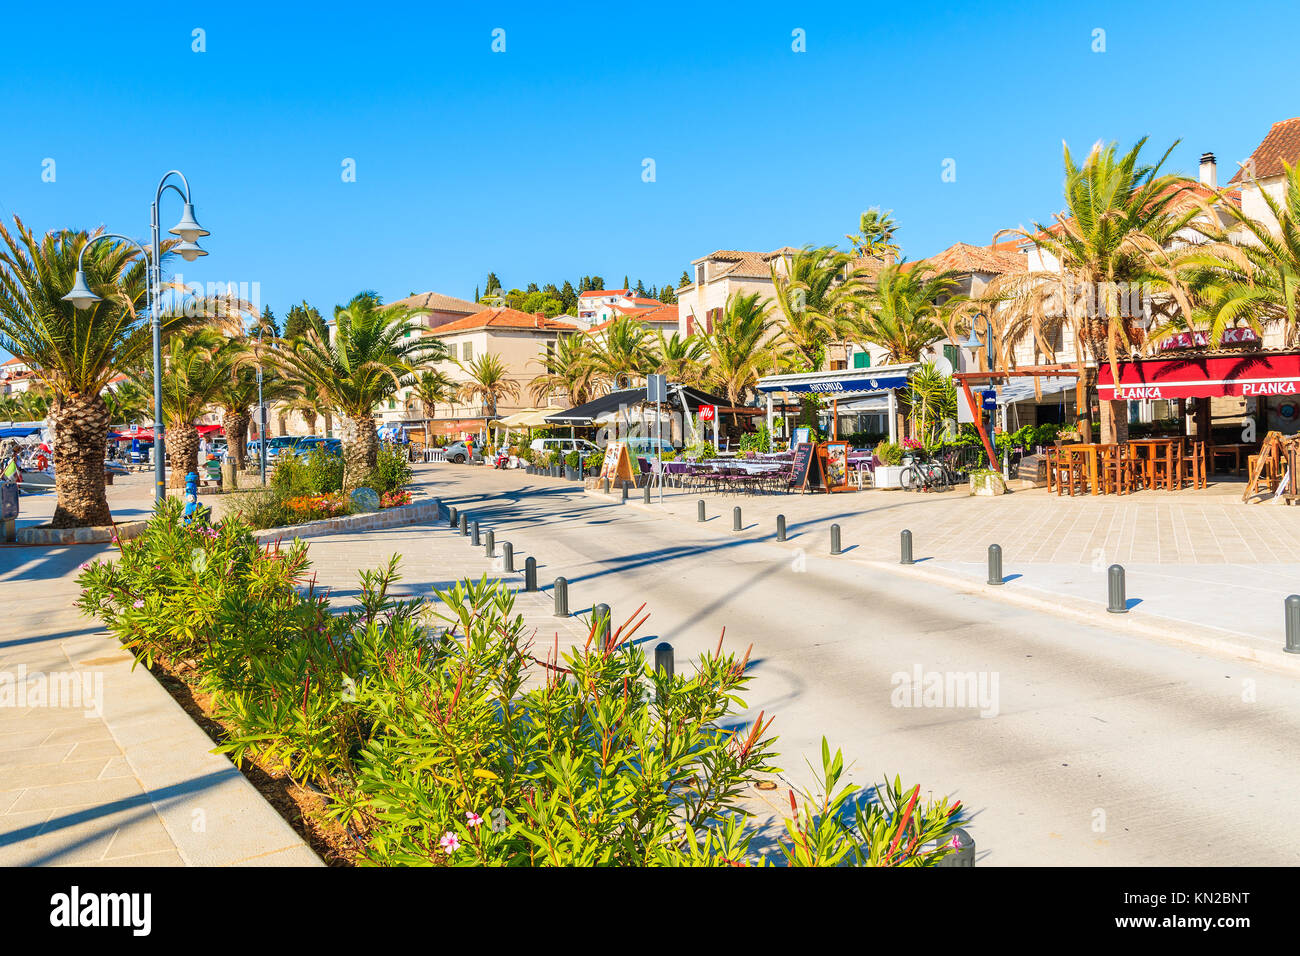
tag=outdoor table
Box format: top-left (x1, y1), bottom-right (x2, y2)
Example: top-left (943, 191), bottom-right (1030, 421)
top-left (1127, 437), bottom-right (1182, 491)
top-left (1211, 442), bottom-right (1254, 475)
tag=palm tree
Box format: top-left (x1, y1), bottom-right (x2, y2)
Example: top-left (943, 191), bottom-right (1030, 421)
top-left (987, 138), bottom-right (1197, 437)
top-left (588, 316), bottom-right (656, 389)
top-left (844, 262), bottom-right (959, 363)
top-left (907, 361), bottom-right (958, 447)
top-left (459, 353), bottom-right (520, 418)
top-left (214, 363), bottom-right (295, 472)
top-left (273, 292), bottom-right (444, 487)
top-left (846, 208), bottom-right (901, 260)
top-left (140, 329), bottom-right (246, 488)
top-left (0, 218), bottom-right (192, 526)
top-left (650, 329), bottom-right (708, 388)
top-left (701, 292), bottom-right (787, 422)
top-left (770, 245), bottom-right (856, 372)
top-left (1169, 161), bottom-right (1300, 348)
top-left (528, 333), bottom-right (600, 406)
top-left (102, 378), bottom-right (151, 427)
top-left (409, 368), bottom-right (457, 436)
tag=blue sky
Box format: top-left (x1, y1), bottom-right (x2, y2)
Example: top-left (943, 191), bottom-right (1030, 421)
top-left (1, 0), bottom-right (1297, 331)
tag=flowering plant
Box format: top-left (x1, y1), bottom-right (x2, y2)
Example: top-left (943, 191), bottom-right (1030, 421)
top-left (380, 490), bottom-right (412, 508)
top-left (901, 437), bottom-right (924, 450)
top-left (284, 492), bottom-right (352, 521)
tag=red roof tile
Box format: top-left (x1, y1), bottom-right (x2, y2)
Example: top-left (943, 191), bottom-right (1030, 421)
top-left (1229, 117), bottom-right (1300, 184)
top-left (427, 307), bottom-right (580, 335)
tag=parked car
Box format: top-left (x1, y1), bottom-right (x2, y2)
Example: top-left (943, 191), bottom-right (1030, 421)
top-left (529, 437), bottom-right (600, 460)
top-left (262, 436), bottom-right (305, 460)
top-left (294, 437), bottom-right (342, 459)
top-left (625, 437), bottom-right (676, 459)
top-left (443, 441), bottom-right (472, 464)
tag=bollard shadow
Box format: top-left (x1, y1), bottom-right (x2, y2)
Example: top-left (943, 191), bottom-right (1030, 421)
top-left (911, 556), bottom-right (933, 564)
top-left (1125, 597), bottom-right (1143, 610)
top-left (1001, 573), bottom-right (1023, 583)
top-left (837, 544), bottom-right (859, 553)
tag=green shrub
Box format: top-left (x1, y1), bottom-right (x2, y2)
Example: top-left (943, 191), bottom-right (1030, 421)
top-left (270, 452), bottom-right (308, 497)
top-left (302, 446), bottom-right (345, 495)
top-left (365, 442), bottom-right (412, 494)
top-left (564, 450), bottom-right (581, 469)
top-left (874, 441), bottom-right (904, 466)
top-left (228, 489), bottom-right (296, 530)
top-left (75, 504), bottom-right (964, 868)
top-left (686, 440), bottom-right (715, 460)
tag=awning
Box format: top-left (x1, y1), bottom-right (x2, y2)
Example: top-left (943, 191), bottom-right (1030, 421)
top-left (496, 407), bottom-right (565, 428)
top-left (989, 376), bottom-right (1076, 406)
top-left (546, 385), bottom-right (730, 425)
top-left (756, 363), bottom-right (916, 394)
top-left (1098, 353), bottom-right (1300, 400)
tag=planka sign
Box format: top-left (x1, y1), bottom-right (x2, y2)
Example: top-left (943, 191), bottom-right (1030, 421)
top-left (1098, 353), bottom-right (1300, 400)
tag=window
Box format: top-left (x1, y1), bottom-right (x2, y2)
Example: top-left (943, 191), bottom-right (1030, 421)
top-left (942, 344), bottom-right (960, 369)
top-left (462, 342), bottom-right (473, 361)
top-left (853, 350), bottom-right (872, 369)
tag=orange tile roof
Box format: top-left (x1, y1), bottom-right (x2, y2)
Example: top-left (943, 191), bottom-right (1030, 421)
top-left (427, 307), bottom-right (580, 335)
top-left (586, 304), bottom-right (678, 333)
top-left (1229, 117), bottom-right (1300, 184)
top-left (388, 291), bottom-right (487, 314)
top-left (917, 241), bottom-right (1027, 276)
top-left (578, 289), bottom-right (629, 298)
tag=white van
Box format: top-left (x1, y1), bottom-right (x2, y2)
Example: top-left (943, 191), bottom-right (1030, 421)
top-left (529, 437), bottom-right (599, 458)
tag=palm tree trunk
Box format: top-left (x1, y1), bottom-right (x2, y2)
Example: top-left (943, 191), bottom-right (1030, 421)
top-left (47, 392), bottom-right (112, 528)
top-left (341, 413), bottom-right (378, 490)
top-left (167, 423), bottom-right (201, 490)
top-left (223, 409), bottom-right (249, 471)
top-left (323, 410), bottom-right (334, 437)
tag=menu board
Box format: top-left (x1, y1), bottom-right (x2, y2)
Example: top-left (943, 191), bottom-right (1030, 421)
top-left (599, 441), bottom-right (635, 482)
top-left (788, 442), bottom-right (823, 493)
top-left (822, 441), bottom-right (850, 493)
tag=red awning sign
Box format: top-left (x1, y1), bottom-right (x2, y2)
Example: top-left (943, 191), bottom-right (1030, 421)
top-left (1098, 353), bottom-right (1300, 400)
top-left (698, 405), bottom-right (716, 422)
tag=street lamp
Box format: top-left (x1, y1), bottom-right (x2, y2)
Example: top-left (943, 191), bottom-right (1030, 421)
top-left (62, 171), bottom-right (209, 504)
top-left (962, 313), bottom-right (995, 371)
top-left (256, 324), bottom-right (267, 486)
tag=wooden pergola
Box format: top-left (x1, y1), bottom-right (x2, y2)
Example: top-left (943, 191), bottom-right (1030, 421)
top-left (953, 364), bottom-right (1081, 466)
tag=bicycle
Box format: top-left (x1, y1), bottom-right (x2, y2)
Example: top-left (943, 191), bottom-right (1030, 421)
top-left (900, 450), bottom-right (953, 493)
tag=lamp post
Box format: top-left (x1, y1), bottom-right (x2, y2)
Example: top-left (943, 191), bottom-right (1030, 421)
top-left (62, 171), bottom-right (208, 504)
top-left (257, 324), bottom-right (267, 486)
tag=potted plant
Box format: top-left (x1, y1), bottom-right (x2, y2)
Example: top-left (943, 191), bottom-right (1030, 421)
top-left (1056, 426), bottom-right (1081, 444)
top-left (969, 467), bottom-right (1008, 496)
top-left (873, 440), bottom-right (906, 489)
top-left (564, 450), bottom-right (581, 480)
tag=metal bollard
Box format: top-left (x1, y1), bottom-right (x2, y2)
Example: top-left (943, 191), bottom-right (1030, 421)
top-left (524, 556), bottom-right (538, 592)
top-left (622, 481), bottom-right (629, 502)
top-left (471, 521), bottom-right (480, 547)
top-left (935, 828), bottom-right (976, 868)
top-left (1286, 595), bottom-right (1300, 654)
top-left (553, 577), bottom-right (569, 617)
top-left (502, 541), bottom-right (514, 572)
top-left (603, 476), bottom-right (610, 495)
top-left (655, 642), bottom-right (674, 678)
top-left (459, 512), bottom-right (468, 536)
top-left (776, 514), bottom-right (786, 541)
top-left (733, 506), bottom-right (742, 531)
top-left (593, 603), bottom-right (611, 648)
top-left (987, 544), bottom-right (1003, 585)
top-left (484, 529), bottom-right (495, 558)
top-left (830, 523), bottom-right (841, 555)
top-left (900, 529), bottom-right (914, 565)
top-left (1107, 564), bottom-right (1127, 613)
top-left (643, 483), bottom-right (650, 504)
top-left (697, 499), bottom-right (705, 522)
top-left (447, 506), bottom-right (458, 528)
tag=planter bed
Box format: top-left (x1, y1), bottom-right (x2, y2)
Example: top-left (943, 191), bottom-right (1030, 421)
top-left (17, 519), bottom-right (149, 546)
top-left (252, 499), bottom-right (439, 542)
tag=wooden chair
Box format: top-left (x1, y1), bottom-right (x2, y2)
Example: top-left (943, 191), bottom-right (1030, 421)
top-left (1180, 441), bottom-right (1207, 490)
top-left (1098, 444), bottom-right (1137, 495)
top-left (1052, 446), bottom-right (1087, 496)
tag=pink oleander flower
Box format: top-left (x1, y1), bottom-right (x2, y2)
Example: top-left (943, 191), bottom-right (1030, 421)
top-left (466, 812), bottom-right (482, 828)
top-left (79, 562), bottom-right (91, 570)
top-left (439, 831), bottom-right (459, 854)
top-left (132, 599), bottom-right (145, 609)
top-left (950, 834), bottom-right (963, 849)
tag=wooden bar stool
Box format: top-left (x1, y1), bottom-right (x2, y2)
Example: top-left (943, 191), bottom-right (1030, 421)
top-left (1053, 446), bottom-right (1087, 496)
top-left (1180, 440), bottom-right (1207, 490)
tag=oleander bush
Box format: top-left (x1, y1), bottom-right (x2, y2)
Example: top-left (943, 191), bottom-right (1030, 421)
top-left (365, 442), bottom-right (412, 495)
top-left (76, 502), bottom-right (966, 867)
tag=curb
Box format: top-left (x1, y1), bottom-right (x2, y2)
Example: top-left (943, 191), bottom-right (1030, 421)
top-left (252, 500), bottom-right (439, 543)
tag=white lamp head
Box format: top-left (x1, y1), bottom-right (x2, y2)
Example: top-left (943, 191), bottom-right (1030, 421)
top-left (174, 240), bottom-right (208, 262)
top-left (62, 270), bottom-right (101, 310)
top-left (169, 203), bottom-right (209, 242)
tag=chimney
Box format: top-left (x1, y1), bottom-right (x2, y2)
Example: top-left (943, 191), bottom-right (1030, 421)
top-left (1199, 152), bottom-right (1217, 189)
top-left (535, 311), bottom-right (545, 327)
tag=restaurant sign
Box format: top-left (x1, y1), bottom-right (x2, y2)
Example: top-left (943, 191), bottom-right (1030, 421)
top-left (1156, 328), bottom-right (1259, 351)
top-left (757, 373), bottom-right (910, 394)
top-left (1098, 353), bottom-right (1300, 401)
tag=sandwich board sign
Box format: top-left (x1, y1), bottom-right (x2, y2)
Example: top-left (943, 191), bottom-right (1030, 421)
top-left (599, 441), bottom-right (636, 483)
top-left (788, 441), bottom-right (824, 493)
top-left (821, 441), bottom-right (851, 493)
